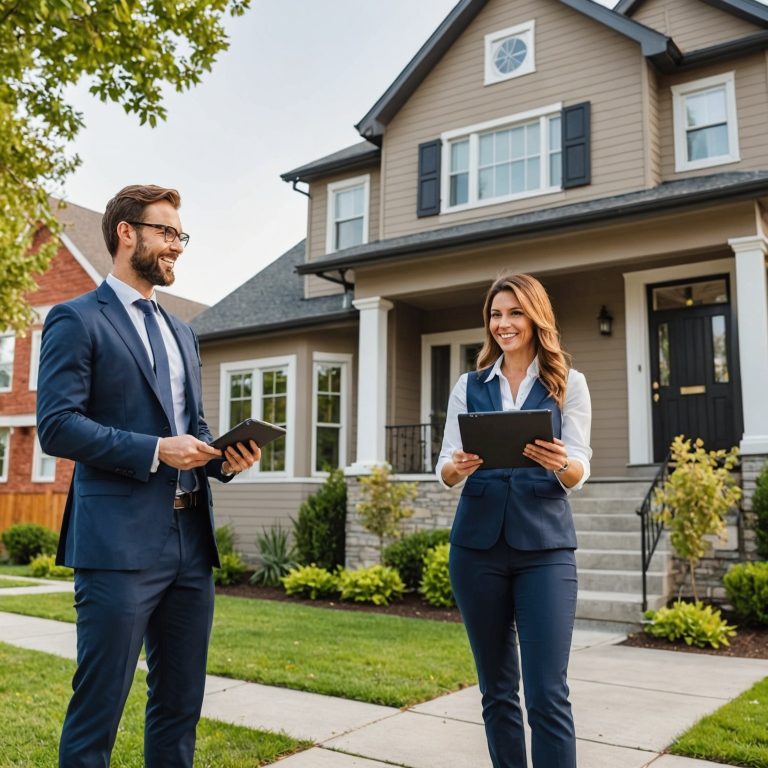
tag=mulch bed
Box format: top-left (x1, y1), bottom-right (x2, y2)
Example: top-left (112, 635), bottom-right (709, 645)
top-left (216, 580), bottom-right (768, 658)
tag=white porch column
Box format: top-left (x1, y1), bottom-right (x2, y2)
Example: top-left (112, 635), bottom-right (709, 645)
top-left (350, 296), bottom-right (393, 472)
top-left (730, 236), bottom-right (768, 454)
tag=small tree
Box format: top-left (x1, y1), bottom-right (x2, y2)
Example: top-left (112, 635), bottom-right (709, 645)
top-left (751, 461), bottom-right (768, 560)
top-left (356, 465), bottom-right (417, 560)
top-left (654, 435), bottom-right (741, 601)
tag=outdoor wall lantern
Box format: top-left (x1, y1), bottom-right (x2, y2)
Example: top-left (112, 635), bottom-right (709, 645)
top-left (598, 305), bottom-right (613, 336)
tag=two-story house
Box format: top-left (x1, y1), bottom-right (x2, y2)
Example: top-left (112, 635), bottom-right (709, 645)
top-left (0, 201), bottom-right (207, 536)
top-left (193, 0), bottom-right (768, 625)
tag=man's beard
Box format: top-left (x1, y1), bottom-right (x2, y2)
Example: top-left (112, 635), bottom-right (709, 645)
top-left (130, 233), bottom-right (175, 287)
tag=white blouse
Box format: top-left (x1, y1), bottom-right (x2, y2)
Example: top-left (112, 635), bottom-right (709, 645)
top-left (435, 356), bottom-right (592, 493)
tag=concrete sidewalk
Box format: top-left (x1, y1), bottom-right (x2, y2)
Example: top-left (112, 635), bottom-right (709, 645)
top-left (1, 586), bottom-right (767, 767)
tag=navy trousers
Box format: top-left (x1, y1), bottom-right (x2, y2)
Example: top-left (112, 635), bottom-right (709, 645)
top-left (449, 540), bottom-right (578, 768)
top-left (59, 508), bottom-right (215, 768)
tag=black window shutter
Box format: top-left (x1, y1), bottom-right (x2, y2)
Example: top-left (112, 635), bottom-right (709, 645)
top-left (562, 102), bottom-right (591, 189)
top-left (417, 139), bottom-right (441, 217)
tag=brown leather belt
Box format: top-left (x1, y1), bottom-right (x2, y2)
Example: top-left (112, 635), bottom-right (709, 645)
top-left (173, 491), bottom-right (200, 510)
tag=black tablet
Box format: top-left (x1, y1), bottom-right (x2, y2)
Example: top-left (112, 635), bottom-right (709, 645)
top-left (211, 418), bottom-right (286, 451)
top-left (458, 410), bottom-right (553, 469)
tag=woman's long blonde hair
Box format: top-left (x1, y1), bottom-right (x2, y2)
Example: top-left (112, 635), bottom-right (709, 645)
top-left (476, 273), bottom-right (571, 408)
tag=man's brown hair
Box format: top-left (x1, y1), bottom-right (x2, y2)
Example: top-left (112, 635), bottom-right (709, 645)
top-left (101, 185), bottom-right (181, 257)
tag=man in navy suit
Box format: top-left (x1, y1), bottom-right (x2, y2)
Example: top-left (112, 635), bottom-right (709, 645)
top-left (37, 184), bottom-right (259, 767)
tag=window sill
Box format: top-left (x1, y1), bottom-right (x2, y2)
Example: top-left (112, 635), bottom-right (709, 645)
top-left (443, 186), bottom-right (564, 216)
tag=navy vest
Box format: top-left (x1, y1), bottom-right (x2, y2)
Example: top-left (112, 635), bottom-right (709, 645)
top-left (449, 368), bottom-right (577, 551)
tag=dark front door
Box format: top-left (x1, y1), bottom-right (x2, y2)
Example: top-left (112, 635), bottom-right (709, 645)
top-left (648, 276), bottom-right (741, 461)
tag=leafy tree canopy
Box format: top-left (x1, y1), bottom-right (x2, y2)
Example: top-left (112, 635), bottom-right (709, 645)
top-left (0, 0), bottom-right (249, 332)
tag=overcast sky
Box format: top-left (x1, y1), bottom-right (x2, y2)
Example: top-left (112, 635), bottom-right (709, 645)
top-left (60, 0), bottom-right (639, 305)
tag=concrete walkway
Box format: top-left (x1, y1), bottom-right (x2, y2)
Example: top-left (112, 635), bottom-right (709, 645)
top-left (1, 580), bottom-right (767, 767)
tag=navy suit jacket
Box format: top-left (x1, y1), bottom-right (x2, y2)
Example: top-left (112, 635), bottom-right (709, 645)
top-left (449, 370), bottom-right (578, 551)
top-left (37, 281), bottom-right (229, 570)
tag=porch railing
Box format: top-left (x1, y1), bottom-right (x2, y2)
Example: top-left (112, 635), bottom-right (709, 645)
top-left (385, 422), bottom-right (443, 474)
top-left (636, 452), bottom-right (671, 613)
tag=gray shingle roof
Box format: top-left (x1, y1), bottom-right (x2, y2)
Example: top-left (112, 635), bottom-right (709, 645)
top-left (280, 141), bottom-right (380, 183)
top-left (192, 240), bottom-right (356, 340)
top-left (616, 0), bottom-right (768, 25)
top-left (296, 171), bottom-right (768, 275)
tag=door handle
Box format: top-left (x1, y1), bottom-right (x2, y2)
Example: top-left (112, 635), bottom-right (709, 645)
top-left (653, 393), bottom-right (660, 403)
top-left (652, 381), bottom-right (660, 391)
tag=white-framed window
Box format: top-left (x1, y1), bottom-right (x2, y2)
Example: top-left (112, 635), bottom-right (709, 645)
top-left (326, 175), bottom-right (370, 253)
top-left (219, 356), bottom-right (296, 479)
top-left (32, 437), bottom-right (56, 483)
top-left (0, 428), bottom-right (9, 482)
top-left (672, 72), bottom-right (739, 172)
top-left (28, 330), bottom-right (42, 391)
top-left (485, 21), bottom-right (535, 85)
top-left (0, 333), bottom-right (15, 392)
top-left (311, 353), bottom-right (351, 475)
top-left (442, 104), bottom-right (562, 212)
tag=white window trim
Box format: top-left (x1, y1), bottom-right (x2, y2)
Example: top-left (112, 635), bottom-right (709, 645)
top-left (218, 355), bottom-right (296, 480)
top-left (0, 332), bottom-right (15, 393)
top-left (32, 437), bottom-right (56, 483)
top-left (441, 103), bottom-right (563, 214)
top-left (0, 427), bottom-right (10, 483)
top-left (311, 352), bottom-right (352, 477)
top-left (484, 20), bottom-right (535, 85)
top-left (29, 329), bottom-right (42, 391)
top-left (325, 174), bottom-right (370, 254)
top-left (672, 72), bottom-right (739, 173)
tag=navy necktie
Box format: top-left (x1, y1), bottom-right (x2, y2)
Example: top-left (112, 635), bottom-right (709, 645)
top-left (134, 299), bottom-right (195, 493)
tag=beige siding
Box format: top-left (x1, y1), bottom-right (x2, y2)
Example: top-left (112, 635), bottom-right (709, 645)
top-left (630, 0), bottom-right (762, 51)
top-left (658, 53), bottom-right (768, 180)
top-left (380, 0), bottom-right (649, 241)
top-left (390, 302), bottom-right (423, 425)
top-left (642, 61), bottom-right (662, 187)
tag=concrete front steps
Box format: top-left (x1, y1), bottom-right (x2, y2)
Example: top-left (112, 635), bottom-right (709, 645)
top-left (573, 474), bottom-right (673, 632)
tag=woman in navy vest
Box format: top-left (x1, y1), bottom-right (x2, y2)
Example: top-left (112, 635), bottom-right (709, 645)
top-left (437, 273), bottom-right (592, 768)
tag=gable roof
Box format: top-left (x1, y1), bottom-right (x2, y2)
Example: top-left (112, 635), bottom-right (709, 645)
top-left (356, 0), bottom-right (679, 141)
top-left (192, 240), bottom-right (356, 341)
top-left (281, 140), bottom-right (380, 184)
top-left (615, 0), bottom-right (768, 25)
top-left (53, 199), bottom-right (208, 322)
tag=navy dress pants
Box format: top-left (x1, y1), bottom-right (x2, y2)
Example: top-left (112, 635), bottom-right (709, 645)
top-left (450, 539), bottom-right (578, 768)
top-left (59, 508), bottom-right (215, 768)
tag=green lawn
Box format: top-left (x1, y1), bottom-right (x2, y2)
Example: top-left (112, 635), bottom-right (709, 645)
top-left (0, 642), bottom-right (307, 768)
top-left (670, 675), bottom-right (768, 768)
top-left (0, 578), bottom-right (41, 588)
top-left (0, 563), bottom-right (39, 577)
top-left (0, 591), bottom-right (476, 707)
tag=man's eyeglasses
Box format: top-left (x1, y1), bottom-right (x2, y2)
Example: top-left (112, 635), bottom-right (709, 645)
top-left (127, 221), bottom-right (190, 247)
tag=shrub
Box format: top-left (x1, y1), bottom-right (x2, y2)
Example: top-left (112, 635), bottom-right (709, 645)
top-left (250, 526), bottom-right (297, 587)
top-left (643, 600), bottom-right (736, 649)
top-left (215, 524), bottom-right (236, 556)
top-left (723, 561), bottom-right (768, 626)
top-left (1, 523), bottom-right (58, 564)
top-left (338, 564), bottom-right (405, 606)
top-left (419, 543), bottom-right (455, 607)
top-left (213, 552), bottom-right (247, 586)
top-left (293, 468), bottom-right (346, 570)
top-left (752, 461), bottom-right (768, 560)
top-left (28, 554), bottom-right (73, 579)
top-left (383, 529), bottom-right (450, 590)
top-left (281, 564), bottom-right (339, 599)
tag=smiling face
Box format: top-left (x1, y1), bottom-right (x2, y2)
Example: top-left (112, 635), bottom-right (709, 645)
top-left (488, 289), bottom-right (537, 360)
top-left (129, 200), bottom-right (183, 289)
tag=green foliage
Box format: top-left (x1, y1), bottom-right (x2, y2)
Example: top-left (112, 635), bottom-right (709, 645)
top-left (383, 528), bottom-right (450, 590)
top-left (338, 564), bottom-right (405, 606)
top-left (0, 0), bottom-right (249, 331)
top-left (293, 468), bottom-right (346, 570)
top-left (213, 552), bottom-right (246, 586)
top-left (723, 561), bottom-right (768, 627)
top-left (752, 461), bottom-right (768, 560)
top-left (654, 435), bottom-right (741, 600)
top-left (281, 564), bottom-right (339, 600)
top-left (356, 465), bottom-right (418, 558)
top-left (419, 543), bottom-right (455, 607)
top-left (1, 523), bottom-right (58, 564)
top-left (27, 554), bottom-right (72, 579)
top-left (643, 600), bottom-right (737, 649)
top-left (215, 523), bottom-right (236, 556)
top-left (250, 526), bottom-right (297, 587)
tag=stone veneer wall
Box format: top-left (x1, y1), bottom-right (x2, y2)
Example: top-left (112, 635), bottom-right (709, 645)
top-left (345, 475), bottom-right (457, 569)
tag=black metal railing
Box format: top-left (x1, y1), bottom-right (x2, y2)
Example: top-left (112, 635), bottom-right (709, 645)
top-left (636, 452), bottom-right (671, 612)
top-left (385, 422), bottom-right (443, 474)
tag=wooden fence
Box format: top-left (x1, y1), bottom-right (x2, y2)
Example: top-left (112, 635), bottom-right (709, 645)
top-left (0, 491), bottom-right (67, 535)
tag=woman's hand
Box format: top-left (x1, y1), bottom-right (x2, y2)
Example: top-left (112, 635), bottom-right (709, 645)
top-left (523, 436), bottom-right (568, 472)
top-left (441, 450), bottom-right (483, 487)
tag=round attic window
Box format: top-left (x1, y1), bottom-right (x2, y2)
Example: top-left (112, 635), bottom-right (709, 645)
top-left (493, 37), bottom-right (528, 75)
